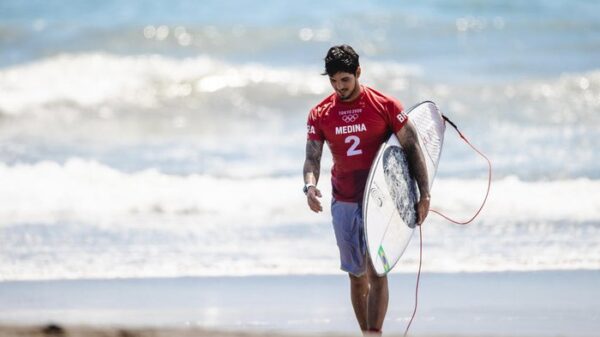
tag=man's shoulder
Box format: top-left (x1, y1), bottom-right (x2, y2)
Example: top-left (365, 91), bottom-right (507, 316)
top-left (308, 93), bottom-right (336, 121)
top-left (363, 86), bottom-right (397, 103)
top-left (363, 86), bottom-right (403, 111)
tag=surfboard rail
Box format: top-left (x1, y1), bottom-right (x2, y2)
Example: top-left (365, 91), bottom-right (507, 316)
top-left (363, 101), bottom-right (445, 275)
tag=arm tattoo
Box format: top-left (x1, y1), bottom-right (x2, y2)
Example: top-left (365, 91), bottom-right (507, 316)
top-left (398, 123), bottom-right (430, 199)
top-left (303, 140), bottom-right (323, 185)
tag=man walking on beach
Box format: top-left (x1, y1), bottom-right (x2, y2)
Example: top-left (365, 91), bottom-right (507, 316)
top-left (303, 45), bottom-right (430, 335)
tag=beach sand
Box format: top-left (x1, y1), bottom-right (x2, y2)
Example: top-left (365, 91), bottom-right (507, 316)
top-left (0, 272), bottom-right (598, 337)
top-left (0, 324), bottom-right (356, 337)
top-left (0, 324), bottom-right (565, 337)
top-left (0, 324), bottom-right (270, 337)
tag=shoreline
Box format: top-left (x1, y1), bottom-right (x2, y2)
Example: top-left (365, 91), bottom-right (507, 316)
top-left (1, 268), bottom-right (597, 283)
top-left (1, 271), bottom-right (598, 337)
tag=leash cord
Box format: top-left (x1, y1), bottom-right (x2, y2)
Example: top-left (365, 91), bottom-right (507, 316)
top-left (403, 225), bottom-right (422, 337)
top-left (430, 115), bottom-right (493, 225)
top-left (403, 115), bottom-right (492, 337)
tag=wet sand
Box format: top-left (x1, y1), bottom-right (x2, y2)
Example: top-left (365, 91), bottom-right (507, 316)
top-left (0, 324), bottom-right (547, 337)
top-left (1, 272), bottom-right (598, 336)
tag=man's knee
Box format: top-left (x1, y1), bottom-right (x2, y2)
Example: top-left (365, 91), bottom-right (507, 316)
top-left (350, 272), bottom-right (367, 282)
top-left (350, 273), bottom-right (369, 290)
top-left (369, 274), bottom-right (388, 292)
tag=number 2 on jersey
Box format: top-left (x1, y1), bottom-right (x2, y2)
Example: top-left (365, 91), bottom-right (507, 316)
top-left (345, 135), bottom-right (363, 156)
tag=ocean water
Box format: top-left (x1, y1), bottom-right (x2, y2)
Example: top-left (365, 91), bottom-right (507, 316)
top-left (0, 0), bottom-right (599, 281)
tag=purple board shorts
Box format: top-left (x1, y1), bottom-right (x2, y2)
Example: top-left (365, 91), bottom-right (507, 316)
top-left (331, 198), bottom-right (367, 276)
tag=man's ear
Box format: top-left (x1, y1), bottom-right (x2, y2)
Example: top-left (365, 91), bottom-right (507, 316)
top-left (356, 66), bottom-right (361, 79)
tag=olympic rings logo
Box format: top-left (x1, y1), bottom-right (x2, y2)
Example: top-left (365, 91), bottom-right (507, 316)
top-left (342, 114), bottom-right (359, 123)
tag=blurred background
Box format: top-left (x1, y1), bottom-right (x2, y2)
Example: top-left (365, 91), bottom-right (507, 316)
top-left (0, 0), bottom-right (598, 281)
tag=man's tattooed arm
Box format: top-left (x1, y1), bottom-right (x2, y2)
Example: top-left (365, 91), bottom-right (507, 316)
top-left (397, 122), bottom-right (429, 199)
top-left (303, 140), bottom-right (324, 185)
top-left (397, 122), bottom-right (431, 225)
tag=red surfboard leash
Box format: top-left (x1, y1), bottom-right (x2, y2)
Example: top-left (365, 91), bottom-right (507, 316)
top-left (403, 114), bottom-right (492, 337)
top-left (430, 115), bottom-right (493, 224)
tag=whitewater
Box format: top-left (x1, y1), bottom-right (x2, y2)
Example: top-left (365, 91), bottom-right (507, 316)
top-left (1, 0), bottom-right (599, 281)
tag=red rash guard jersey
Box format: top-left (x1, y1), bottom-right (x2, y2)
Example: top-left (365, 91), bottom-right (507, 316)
top-left (307, 86), bottom-right (409, 202)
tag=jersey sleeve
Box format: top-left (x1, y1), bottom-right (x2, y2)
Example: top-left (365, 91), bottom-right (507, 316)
top-left (387, 97), bottom-right (408, 133)
top-left (306, 108), bottom-right (325, 141)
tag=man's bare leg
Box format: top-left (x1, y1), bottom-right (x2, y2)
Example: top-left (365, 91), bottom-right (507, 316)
top-left (366, 255), bottom-right (389, 333)
top-left (349, 272), bottom-right (369, 332)
top-left (349, 255), bottom-right (389, 335)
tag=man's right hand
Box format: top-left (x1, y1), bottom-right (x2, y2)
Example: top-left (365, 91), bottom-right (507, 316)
top-left (306, 186), bottom-right (323, 213)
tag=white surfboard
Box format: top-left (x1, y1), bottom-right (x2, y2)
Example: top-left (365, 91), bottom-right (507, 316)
top-left (363, 101), bottom-right (446, 275)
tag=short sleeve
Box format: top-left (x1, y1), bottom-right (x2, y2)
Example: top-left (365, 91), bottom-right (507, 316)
top-left (306, 108), bottom-right (325, 141)
top-left (388, 98), bottom-right (408, 133)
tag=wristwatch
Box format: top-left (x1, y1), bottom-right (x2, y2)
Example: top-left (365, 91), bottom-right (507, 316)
top-left (303, 183), bottom-right (316, 195)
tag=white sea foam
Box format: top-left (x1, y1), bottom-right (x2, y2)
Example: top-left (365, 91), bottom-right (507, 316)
top-left (0, 159), bottom-right (598, 280)
top-left (2, 52), bottom-right (598, 122)
top-left (1, 1), bottom-right (599, 282)
top-left (0, 53), bottom-right (422, 116)
top-left (1, 53), bottom-right (597, 181)
top-left (0, 160), bottom-right (598, 223)
top-left (0, 159), bottom-right (305, 224)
